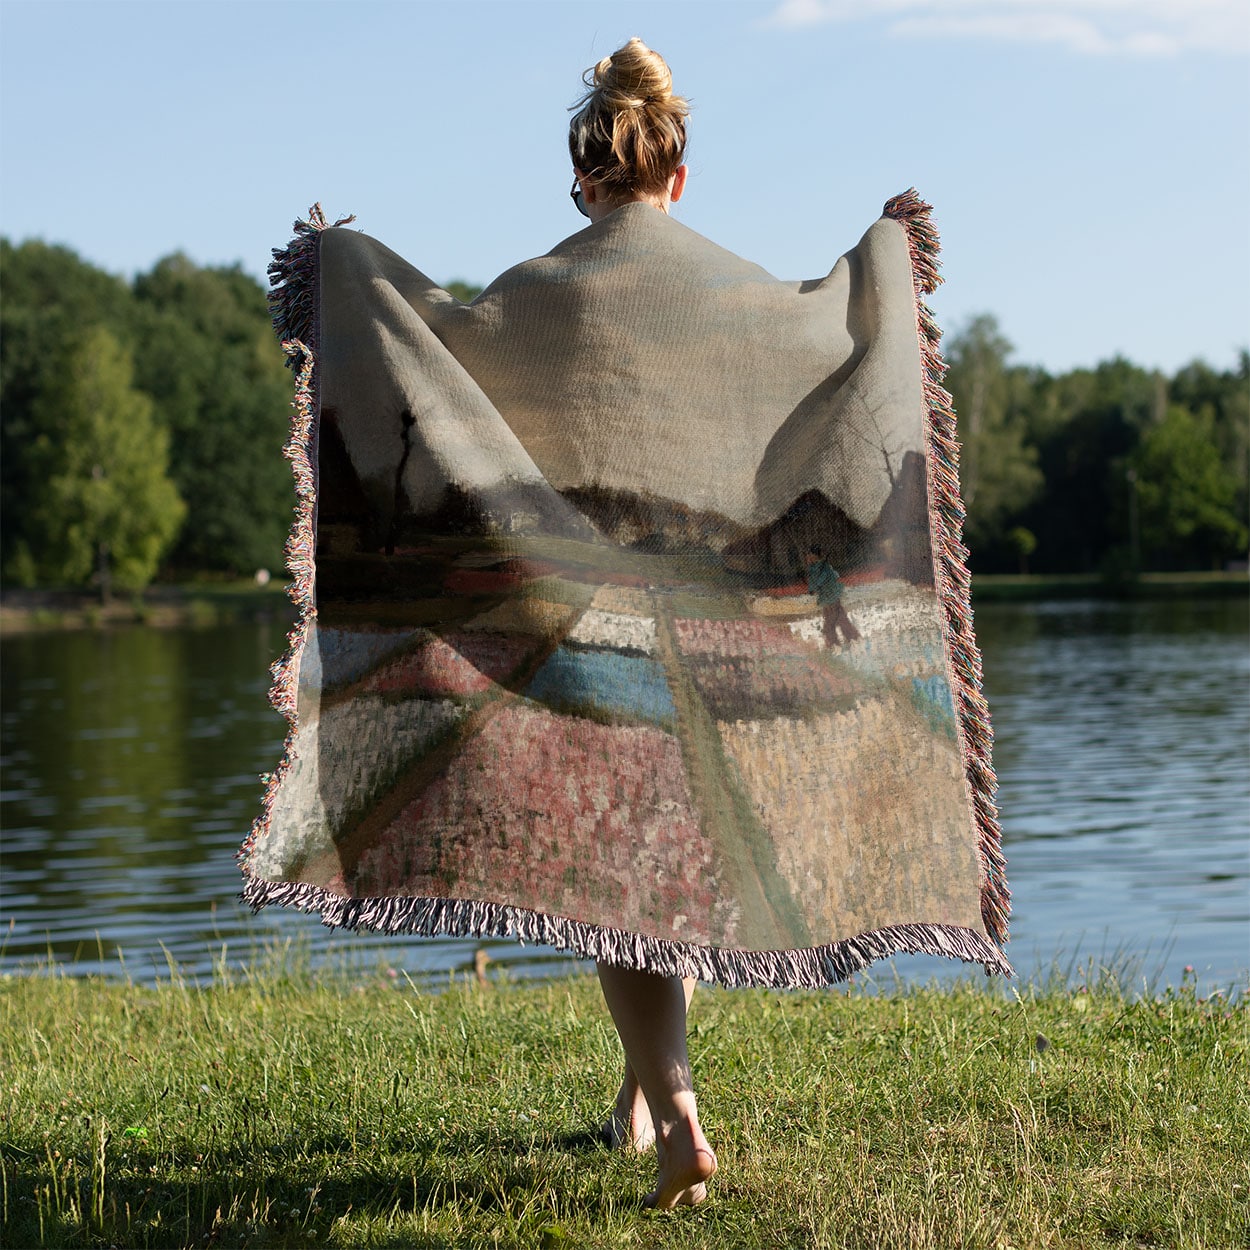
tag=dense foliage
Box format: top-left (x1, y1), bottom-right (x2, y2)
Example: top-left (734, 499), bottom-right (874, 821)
top-left (1, 238), bottom-right (1245, 593)
top-left (1, 239), bottom-right (293, 593)
top-left (945, 314), bottom-right (1248, 574)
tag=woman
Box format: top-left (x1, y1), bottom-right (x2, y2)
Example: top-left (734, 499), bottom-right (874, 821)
top-left (567, 38), bottom-right (716, 1211)
top-left (247, 32), bottom-right (1010, 1223)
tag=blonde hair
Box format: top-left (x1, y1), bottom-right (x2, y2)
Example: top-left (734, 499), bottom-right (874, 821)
top-left (568, 38), bottom-right (689, 199)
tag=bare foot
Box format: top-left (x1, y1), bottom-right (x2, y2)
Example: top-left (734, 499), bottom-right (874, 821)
top-left (602, 1074), bottom-right (655, 1151)
top-left (644, 1118), bottom-right (717, 1210)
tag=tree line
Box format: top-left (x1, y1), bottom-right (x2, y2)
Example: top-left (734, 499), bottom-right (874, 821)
top-left (1, 239), bottom-right (1246, 595)
top-left (2, 239), bottom-right (294, 596)
top-left (946, 316), bottom-right (1247, 576)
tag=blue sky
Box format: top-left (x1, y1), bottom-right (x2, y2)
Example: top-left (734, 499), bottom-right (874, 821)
top-left (2, 0), bottom-right (1246, 374)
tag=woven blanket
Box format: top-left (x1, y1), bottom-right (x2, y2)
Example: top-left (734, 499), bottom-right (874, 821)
top-left (239, 192), bottom-right (1012, 987)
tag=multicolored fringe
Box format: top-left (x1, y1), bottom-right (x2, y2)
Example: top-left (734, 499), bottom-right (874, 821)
top-left (883, 188), bottom-right (1011, 947)
top-left (237, 204), bottom-right (349, 869)
top-left (240, 875), bottom-right (1012, 987)
top-left (239, 199), bottom-right (1014, 987)
top-left (266, 203), bottom-right (355, 352)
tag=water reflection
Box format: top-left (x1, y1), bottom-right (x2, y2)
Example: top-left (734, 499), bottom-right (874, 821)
top-left (2, 597), bottom-right (1246, 990)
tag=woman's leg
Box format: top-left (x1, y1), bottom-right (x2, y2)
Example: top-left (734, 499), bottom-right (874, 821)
top-left (603, 977), bottom-right (696, 1151)
top-left (596, 963), bottom-right (717, 1208)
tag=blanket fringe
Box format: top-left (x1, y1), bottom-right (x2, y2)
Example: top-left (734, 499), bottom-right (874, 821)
top-left (883, 189), bottom-right (1011, 947)
top-left (237, 205), bottom-right (349, 868)
top-left (240, 873), bottom-right (1013, 987)
top-left (266, 203), bottom-right (355, 357)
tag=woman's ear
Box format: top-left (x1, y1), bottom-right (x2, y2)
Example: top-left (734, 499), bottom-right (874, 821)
top-left (575, 168), bottom-right (600, 206)
top-left (669, 165), bottom-right (688, 203)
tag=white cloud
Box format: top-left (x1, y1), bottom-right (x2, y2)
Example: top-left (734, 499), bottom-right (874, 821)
top-left (766, 0), bottom-right (1250, 57)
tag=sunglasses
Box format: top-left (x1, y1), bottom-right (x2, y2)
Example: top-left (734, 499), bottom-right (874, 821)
top-left (570, 177), bottom-right (589, 219)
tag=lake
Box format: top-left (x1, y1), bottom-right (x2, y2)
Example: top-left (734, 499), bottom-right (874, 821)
top-left (2, 596), bottom-right (1246, 993)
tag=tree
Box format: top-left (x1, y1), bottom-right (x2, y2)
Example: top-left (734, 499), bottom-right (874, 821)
top-left (943, 315), bottom-right (1043, 561)
top-left (1007, 526), bottom-right (1037, 575)
top-left (1169, 353), bottom-right (1250, 542)
top-left (1020, 357), bottom-right (1161, 573)
top-left (20, 328), bottom-right (185, 597)
top-left (131, 255), bottom-right (294, 573)
top-left (444, 279), bottom-right (483, 303)
top-left (2, 241), bottom-right (293, 582)
top-left (1, 239), bottom-right (139, 580)
top-left (1132, 405), bottom-right (1247, 570)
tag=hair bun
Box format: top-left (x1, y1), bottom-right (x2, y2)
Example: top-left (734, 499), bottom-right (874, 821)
top-left (569, 38), bottom-right (689, 198)
top-left (594, 36), bottom-right (673, 109)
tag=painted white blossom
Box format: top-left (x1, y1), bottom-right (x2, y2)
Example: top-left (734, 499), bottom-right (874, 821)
top-left (566, 608), bottom-right (659, 656)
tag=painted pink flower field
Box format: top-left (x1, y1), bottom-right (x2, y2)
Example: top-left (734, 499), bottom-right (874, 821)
top-left (360, 633), bottom-right (534, 698)
top-left (353, 702), bottom-right (741, 945)
top-left (673, 616), bottom-right (808, 660)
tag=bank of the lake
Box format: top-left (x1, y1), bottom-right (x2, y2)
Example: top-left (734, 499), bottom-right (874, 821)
top-left (0, 581), bottom-right (294, 634)
top-left (1, 570), bottom-right (1245, 634)
top-left (2, 968), bottom-right (1244, 1250)
top-left (971, 570), bottom-right (1249, 602)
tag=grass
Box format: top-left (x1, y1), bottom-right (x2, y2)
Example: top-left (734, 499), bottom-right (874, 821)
top-left (1, 959), bottom-right (1246, 1249)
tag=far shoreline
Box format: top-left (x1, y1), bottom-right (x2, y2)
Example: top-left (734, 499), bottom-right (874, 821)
top-left (0, 580), bottom-right (294, 635)
top-left (0, 570), bottom-right (1245, 635)
top-left (969, 569), bottom-right (1249, 602)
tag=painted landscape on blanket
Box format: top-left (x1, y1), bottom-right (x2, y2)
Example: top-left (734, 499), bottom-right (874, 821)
top-left (313, 393), bottom-right (935, 596)
top-left (246, 402), bottom-right (982, 953)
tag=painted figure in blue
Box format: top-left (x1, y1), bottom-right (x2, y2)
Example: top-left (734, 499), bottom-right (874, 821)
top-left (806, 546), bottom-right (862, 648)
